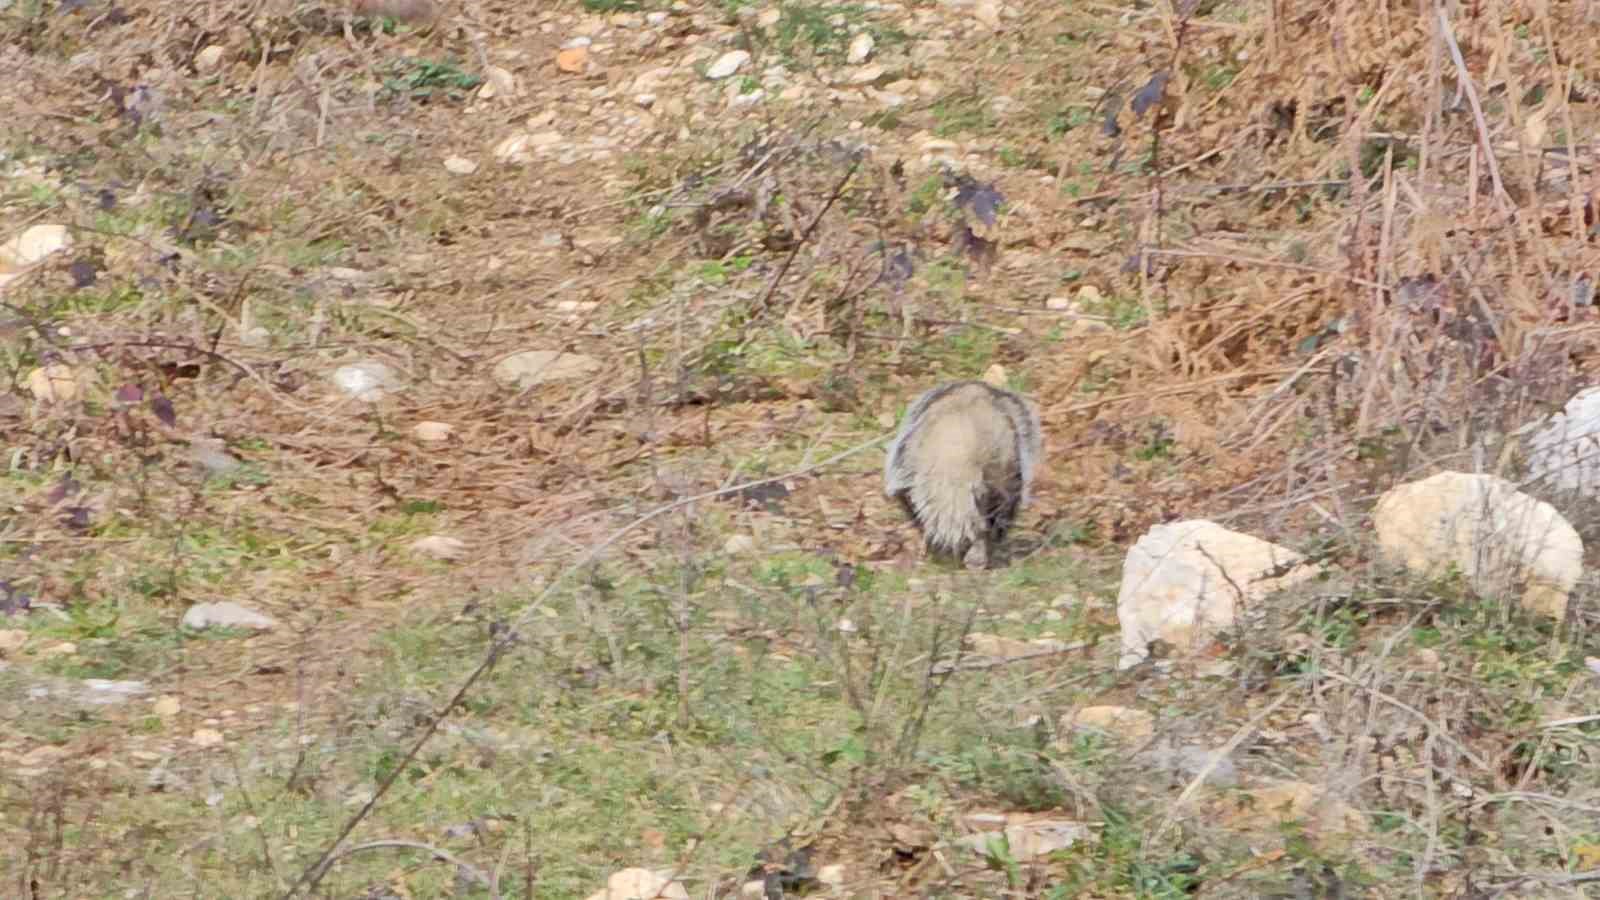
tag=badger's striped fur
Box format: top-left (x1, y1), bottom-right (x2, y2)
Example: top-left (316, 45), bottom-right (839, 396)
top-left (883, 380), bottom-right (1042, 569)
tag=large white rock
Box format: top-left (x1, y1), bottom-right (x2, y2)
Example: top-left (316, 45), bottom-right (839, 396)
top-left (1373, 471), bottom-right (1581, 620)
top-left (1526, 386), bottom-right (1600, 498)
top-left (705, 50), bottom-right (750, 80)
top-left (492, 350), bottom-right (600, 389)
top-left (182, 601), bottom-right (279, 631)
top-left (583, 868), bottom-right (688, 900)
top-left (1117, 520), bottom-right (1320, 669)
top-left (0, 224), bottom-right (72, 287)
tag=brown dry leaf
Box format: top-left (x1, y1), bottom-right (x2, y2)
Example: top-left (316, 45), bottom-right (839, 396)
top-left (556, 47), bottom-right (589, 74)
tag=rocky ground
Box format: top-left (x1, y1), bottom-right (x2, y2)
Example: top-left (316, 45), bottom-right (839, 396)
top-left (4, 0), bottom-right (1600, 896)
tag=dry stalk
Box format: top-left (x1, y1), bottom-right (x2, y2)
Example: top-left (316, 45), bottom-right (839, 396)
top-left (1436, 7), bottom-right (1510, 211)
top-left (282, 436), bottom-right (888, 897)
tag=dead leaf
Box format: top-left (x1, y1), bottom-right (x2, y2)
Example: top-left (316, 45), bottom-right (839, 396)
top-left (556, 47), bottom-right (589, 74)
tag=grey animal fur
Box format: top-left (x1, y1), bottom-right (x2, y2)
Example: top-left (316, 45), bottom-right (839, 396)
top-left (883, 380), bottom-right (1042, 569)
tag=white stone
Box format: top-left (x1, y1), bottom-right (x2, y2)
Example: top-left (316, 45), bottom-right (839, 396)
top-left (724, 534), bottom-right (756, 555)
top-left (1526, 386), bottom-right (1600, 498)
top-left (706, 50), bottom-right (750, 80)
top-left (411, 535), bottom-right (467, 561)
top-left (0, 224), bottom-right (72, 286)
top-left (194, 45), bottom-right (226, 73)
top-left (847, 32), bottom-right (875, 63)
top-left (850, 63), bottom-right (886, 84)
top-left (80, 679), bottom-right (149, 704)
top-left (25, 365), bottom-right (81, 402)
top-left (1116, 520), bottom-right (1320, 668)
top-left (413, 421), bottom-right (454, 442)
top-left (957, 819), bottom-right (1089, 860)
top-left (584, 868), bottom-right (689, 900)
top-left (444, 156), bottom-right (478, 175)
top-left (183, 601), bottom-right (279, 631)
top-left (492, 350), bottom-right (601, 389)
top-left (331, 361), bottom-right (398, 401)
top-left (1374, 471), bottom-right (1581, 619)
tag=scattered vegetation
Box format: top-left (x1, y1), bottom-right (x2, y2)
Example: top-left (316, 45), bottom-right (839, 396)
top-left (3, 0), bottom-right (1599, 896)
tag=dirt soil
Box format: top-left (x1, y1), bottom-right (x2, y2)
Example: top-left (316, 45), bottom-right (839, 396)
top-left (4, 0), bottom-right (1600, 897)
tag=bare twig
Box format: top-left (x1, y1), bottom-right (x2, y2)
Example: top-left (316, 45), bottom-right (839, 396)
top-left (302, 840), bottom-right (497, 896)
top-left (283, 435), bottom-right (888, 898)
top-left (1437, 7), bottom-right (1510, 209)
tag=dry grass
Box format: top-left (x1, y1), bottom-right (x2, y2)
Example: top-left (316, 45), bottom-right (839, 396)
top-left (3, 0), bottom-right (1600, 896)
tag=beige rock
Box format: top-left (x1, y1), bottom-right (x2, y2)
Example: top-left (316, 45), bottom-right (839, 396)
top-left (958, 817), bottom-right (1090, 860)
top-left (965, 633), bottom-right (1069, 659)
top-left (411, 535), bottom-right (467, 561)
top-left (1064, 705), bottom-right (1156, 744)
top-left (478, 65), bottom-right (519, 99)
top-left (1, 223), bottom-right (72, 272)
top-left (1207, 780), bottom-right (1368, 846)
top-left (706, 50), bottom-right (750, 80)
top-left (0, 629), bottom-right (27, 654)
top-left (25, 365), bottom-right (81, 403)
top-left (492, 350), bottom-right (601, 389)
top-left (847, 32), bottom-right (875, 64)
top-left (413, 421), bottom-right (455, 442)
top-left (194, 45), bottom-right (226, 73)
top-left (1374, 471), bottom-right (1581, 619)
top-left (1116, 520), bottom-right (1320, 668)
top-left (584, 868), bottom-right (688, 900)
top-left (191, 727), bottom-right (225, 748)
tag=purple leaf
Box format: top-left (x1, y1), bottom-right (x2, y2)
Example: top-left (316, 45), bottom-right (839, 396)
top-left (951, 174), bottom-right (1004, 227)
top-left (151, 394), bottom-right (177, 427)
top-left (69, 258), bottom-right (99, 288)
top-left (0, 580), bottom-right (32, 616)
top-left (115, 383), bottom-right (144, 404)
top-left (1132, 71), bottom-right (1170, 118)
top-left (953, 225), bottom-right (997, 268)
top-left (1571, 274), bottom-right (1594, 308)
top-left (46, 475), bottom-right (80, 505)
top-left (61, 506), bottom-right (92, 532)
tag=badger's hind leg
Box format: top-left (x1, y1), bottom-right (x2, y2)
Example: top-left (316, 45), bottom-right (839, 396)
top-left (976, 477), bottom-right (1024, 567)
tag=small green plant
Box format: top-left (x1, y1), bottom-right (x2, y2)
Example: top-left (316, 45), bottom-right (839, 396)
top-left (932, 91), bottom-right (993, 136)
top-left (1046, 106), bottom-right (1092, 137)
top-left (1075, 291), bottom-right (1151, 330)
top-left (906, 174), bottom-right (945, 215)
top-left (696, 255), bottom-right (754, 285)
top-left (380, 59), bottom-right (484, 101)
top-left (766, 4), bottom-right (909, 62)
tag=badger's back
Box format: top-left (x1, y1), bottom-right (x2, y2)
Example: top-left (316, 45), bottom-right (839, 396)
top-left (884, 381), bottom-right (1040, 566)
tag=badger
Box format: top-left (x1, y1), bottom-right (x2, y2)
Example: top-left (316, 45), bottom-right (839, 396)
top-left (883, 380), bottom-right (1042, 569)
